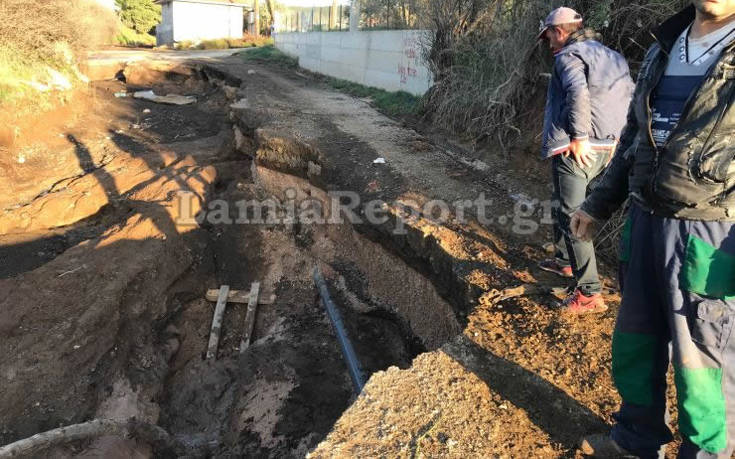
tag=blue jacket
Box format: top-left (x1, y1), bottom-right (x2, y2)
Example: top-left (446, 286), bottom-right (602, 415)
top-left (541, 31), bottom-right (634, 158)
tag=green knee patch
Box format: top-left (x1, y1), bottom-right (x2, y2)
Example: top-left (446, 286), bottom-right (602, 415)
top-left (675, 366), bottom-right (727, 453)
top-left (612, 331), bottom-right (657, 406)
top-left (619, 215), bottom-right (633, 263)
top-left (680, 235), bottom-right (735, 300)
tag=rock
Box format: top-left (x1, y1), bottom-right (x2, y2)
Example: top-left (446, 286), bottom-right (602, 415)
top-left (233, 126), bottom-right (246, 152)
top-left (252, 128), bottom-right (324, 181)
top-left (122, 60), bottom-right (194, 86)
top-left (223, 85), bottom-right (238, 100)
top-left (230, 98), bottom-right (249, 110)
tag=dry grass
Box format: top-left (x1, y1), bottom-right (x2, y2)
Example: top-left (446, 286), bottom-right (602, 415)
top-left (174, 34), bottom-right (275, 50)
top-left (413, 0), bottom-right (688, 263)
top-left (595, 206), bottom-right (628, 265)
top-left (0, 0), bottom-right (117, 105)
top-left (0, 0), bottom-right (116, 62)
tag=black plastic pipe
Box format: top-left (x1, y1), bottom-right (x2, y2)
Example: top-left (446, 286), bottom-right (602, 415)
top-left (313, 267), bottom-right (366, 393)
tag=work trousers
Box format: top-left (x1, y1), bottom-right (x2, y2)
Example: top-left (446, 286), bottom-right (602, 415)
top-left (550, 152), bottom-right (607, 295)
top-left (611, 203), bottom-right (735, 458)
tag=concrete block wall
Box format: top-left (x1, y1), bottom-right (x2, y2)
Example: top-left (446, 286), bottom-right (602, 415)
top-left (275, 30), bottom-right (433, 96)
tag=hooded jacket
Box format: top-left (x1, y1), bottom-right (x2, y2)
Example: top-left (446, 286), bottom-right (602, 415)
top-left (582, 6), bottom-right (735, 221)
top-left (541, 30), bottom-right (635, 158)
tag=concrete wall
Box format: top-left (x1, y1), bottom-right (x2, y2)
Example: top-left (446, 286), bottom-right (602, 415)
top-left (157, 3), bottom-right (174, 46)
top-left (157, 0), bottom-right (244, 46)
top-left (275, 30), bottom-right (432, 96)
top-left (93, 0), bottom-right (116, 10)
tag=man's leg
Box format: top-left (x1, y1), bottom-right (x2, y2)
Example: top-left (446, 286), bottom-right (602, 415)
top-left (553, 154), bottom-right (602, 295)
top-left (609, 204), bottom-right (672, 458)
top-left (551, 156), bottom-right (571, 265)
top-left (666, 219), bottom-right (735, 458)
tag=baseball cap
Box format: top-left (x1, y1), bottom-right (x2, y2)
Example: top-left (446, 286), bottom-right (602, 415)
top-left (537, 7), bottom-right (583, 41)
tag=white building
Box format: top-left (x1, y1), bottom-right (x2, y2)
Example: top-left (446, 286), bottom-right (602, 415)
top-left (93, 0), bottom-right (116, 10)
top-left (155, 0), bottom-right (247, 46)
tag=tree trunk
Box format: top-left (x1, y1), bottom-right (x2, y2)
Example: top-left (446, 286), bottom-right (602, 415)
top-left (254, 0), bottom-right (260, 36)
top-left (265, 0), bottom-right (274, 30)
top-left (330, 0), bottom-right (338, 30)
top-left (349, 0), bottom-right (360, 32)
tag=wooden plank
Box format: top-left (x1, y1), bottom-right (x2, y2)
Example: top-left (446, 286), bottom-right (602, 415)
top-left (205, 288), bottom-right (275, 305)
top-left (239, 282), bottom-right (261, 354)
top-left (205, 285), bottom-right (230, 360)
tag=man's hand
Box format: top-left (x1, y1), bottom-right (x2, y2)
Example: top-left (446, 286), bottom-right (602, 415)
top-left (568, 138), bottom-right (593, 168)
top-left (570, 209), bottom-right (598, 242)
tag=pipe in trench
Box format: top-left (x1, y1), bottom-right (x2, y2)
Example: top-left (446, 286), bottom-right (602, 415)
top-left (313, 266), bottom-right (366, 393)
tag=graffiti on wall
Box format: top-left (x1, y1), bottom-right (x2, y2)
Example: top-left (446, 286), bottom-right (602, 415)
top-left (398, 33), bottom-right (421, 85)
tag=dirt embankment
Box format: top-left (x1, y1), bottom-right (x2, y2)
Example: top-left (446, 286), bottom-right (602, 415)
top-left (2, 51), bottom-right (665, 458)
top-left (213, 57), bottom-right (628, 458)
top-left (0, 55), bottom-right (469, 458)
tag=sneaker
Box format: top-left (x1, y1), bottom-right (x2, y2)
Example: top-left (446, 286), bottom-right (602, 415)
top-left (538, 259), bottom-right (573, 278)
top-left (561, 289), bottom-right (607, 315)
top-left (579, 433), bottom-right (637, 457)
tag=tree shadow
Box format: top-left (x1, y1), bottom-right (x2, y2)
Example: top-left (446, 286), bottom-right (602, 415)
top-left (0, 129), bottom-right (213, 280)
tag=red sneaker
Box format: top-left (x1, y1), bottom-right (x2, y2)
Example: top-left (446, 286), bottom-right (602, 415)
top-left (561, 289), bottom-right (607, 315)
top-left (538, 259), bottom-right (573, 278)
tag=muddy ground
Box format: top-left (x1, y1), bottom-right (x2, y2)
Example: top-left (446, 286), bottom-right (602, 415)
top-left (0, 51), bottom-right (684, 457)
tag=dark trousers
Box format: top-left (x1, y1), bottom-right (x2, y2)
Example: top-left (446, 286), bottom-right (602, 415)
top-left (550, 152), bottom-right (607, 295)
top-left (611, 203), bottom-right (735, 458)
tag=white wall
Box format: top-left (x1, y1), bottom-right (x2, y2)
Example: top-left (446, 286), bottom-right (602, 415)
top-left (157, 3), bottom-right (174, 45)
top-left (93, 0), bottom-right (116, 10)
top-left (162, 1), bottom-right (244, 44)
top-left (275, 30), bottom-right (433, 96)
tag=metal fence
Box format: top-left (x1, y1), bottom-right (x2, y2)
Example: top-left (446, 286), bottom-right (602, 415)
top-left (279, 5), bottom-right (352, 32)
top-left (276, 2), bottom-right (415, 33)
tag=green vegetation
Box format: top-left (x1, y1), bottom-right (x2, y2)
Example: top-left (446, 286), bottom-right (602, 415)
top-left (114, 0), bottom-right (159, 47)
top-left (326, 79), bottom-right (420, 117)
top-left (116, 24), bottom-right (157, 47)
top-left (115, 0), bottom-right (161, 34)
top-left (240, 45), bottom-right (419, 118)
top-left (240, 45), bottom-right (299, 68)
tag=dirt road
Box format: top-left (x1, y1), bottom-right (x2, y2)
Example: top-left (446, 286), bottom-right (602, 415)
top-left (0, 49), bottom-right (654, 457)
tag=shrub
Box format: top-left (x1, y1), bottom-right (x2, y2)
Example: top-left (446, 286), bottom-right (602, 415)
top-left (0, 0), bottom-right (116, 62)
top-left (115, 0), bottom-right (161, 34)
top-left (116, 24), bottom-right (157, 47)
top-left (178, 35), bottom-right (275, 50)
top-left (419, 0), bottom-right (689, 151)
top-left (198, 39), bottom-right (230, 50)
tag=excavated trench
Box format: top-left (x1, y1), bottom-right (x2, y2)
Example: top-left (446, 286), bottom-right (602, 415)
top-left (149, 66), bottom-right (462, 456)
top-left (0, 61), bottom-right (468, 456)
top-left (155, 164), bottom-right (461, 457)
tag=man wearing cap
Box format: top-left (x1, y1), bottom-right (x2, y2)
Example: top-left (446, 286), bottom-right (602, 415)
top-left (537, 7), bottom-right (634, 314)
top-left (572, 1), bottom-right (735, 457)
